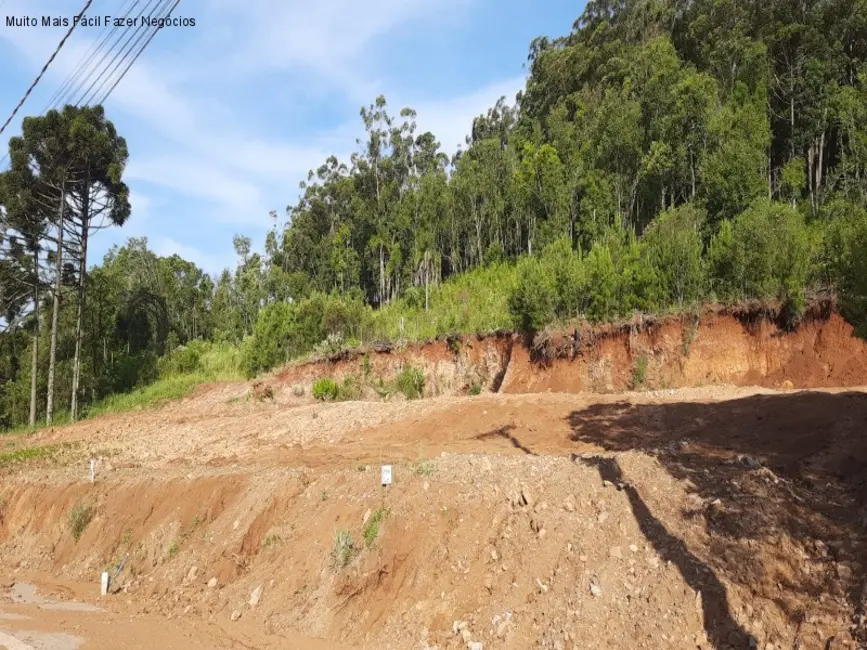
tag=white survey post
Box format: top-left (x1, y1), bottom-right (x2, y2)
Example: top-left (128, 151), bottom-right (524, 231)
top-left (381, 464), bottom-right (392, 487)
top-left (100, 571), bottom-right (109, 596)
top-left (89, 459), bottom-right (95, 483)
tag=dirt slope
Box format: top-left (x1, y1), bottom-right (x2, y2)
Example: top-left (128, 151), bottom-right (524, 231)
top-left (2, 384), bottom-right (867, 649)
top-left (274, 308), bottom-right (867, 398)
top-left (2, 309), bottom-right (867, 649)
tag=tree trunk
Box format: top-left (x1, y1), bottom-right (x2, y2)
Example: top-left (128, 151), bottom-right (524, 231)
top-left (29, 254), bottom-right (39, 427)
top-left (70, 181), bottom-right (90, 422)
top-left (46, 182), bottom-right (65, 425)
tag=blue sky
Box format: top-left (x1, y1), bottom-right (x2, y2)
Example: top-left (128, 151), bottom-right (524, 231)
top-left (1, 0), bottom-right (581, 275)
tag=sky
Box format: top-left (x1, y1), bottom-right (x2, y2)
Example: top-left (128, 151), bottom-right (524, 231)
top-left (0, 0), bottom-right (581, 275)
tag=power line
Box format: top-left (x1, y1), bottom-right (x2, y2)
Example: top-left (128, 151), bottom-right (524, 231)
top-left (76, 0), bottom-right (169, 106)
top-left (96, 0), bottom-right (180, 105)
top-left (42, 0), bottom-right (141, 113)
top-left (0, 0), bottom-right (96, 139)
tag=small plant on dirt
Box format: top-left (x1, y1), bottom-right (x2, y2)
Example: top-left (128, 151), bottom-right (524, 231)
top-left (339, 376), bottom-right (362, 401)
top-left (312, 378), bottom-right (340, 401)
top-left (412, 444), bottom-right (436, 476)
top-left (468, 382), bottom-right (482, 396)
top-left (682, 314), bottom-right (700, 356)
top-left (361, 354), bottom-right (372, 377)
top-left (262, 533), bottom-right (282, 549)
top-left (395, 365), bottom-right (425, 400)
top-left (252, 381), bottom-right (275, 402)
top-left (332, 529), bottom-right (357, 569)
top-left (68, 504), bottom-right (93, 542)
top-left (292, 384), bottom-right (305, 397)
top-left (363, 508), bottom-right (389, 548)
top-left (631, 354), bottom-right (649, 390)
top-left (120, 528), bottom-right (133, 548)
top-left (447, 336), bottom-right (461, 355)
top-left (321, 490), bottom-right (329, 501)
top-left (166, 541), bottom-right (179, 558)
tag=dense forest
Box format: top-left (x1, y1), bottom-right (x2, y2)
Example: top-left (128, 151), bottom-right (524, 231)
top-left (1, 0), bottom-right (867, 429)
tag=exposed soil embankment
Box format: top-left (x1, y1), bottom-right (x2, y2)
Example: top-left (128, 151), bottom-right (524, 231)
top-left (275, 307), bottom-right (867, 396)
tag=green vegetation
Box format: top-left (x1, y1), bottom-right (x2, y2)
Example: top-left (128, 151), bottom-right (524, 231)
top-left (631, 355), bottom-right (649, 390)
top-left (312, 378), bottom-right (340, 401)
top-left (68, 504), bottom-right (93, 542)
top-left (394, 366), bottom-right (425, 400)
top-left (468, 383), bottom-right (482, 396)
top-left (332, 529), bottom-right (357, 569)
top-left (363, 508), bottom-right (389, 548)
top-left (3, 0), bottom-right (867, 430)
top-left (166, 541), bottom-right (179, 558)
top-left (0, 442), bottom-right (79, 468)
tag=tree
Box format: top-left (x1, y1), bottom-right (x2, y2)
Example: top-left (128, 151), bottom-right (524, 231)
top-left (11, 106), bottom-right (130, 421)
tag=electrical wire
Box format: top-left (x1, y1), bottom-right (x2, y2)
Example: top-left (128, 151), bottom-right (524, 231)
top-left (71, 0), bottom-right (165, 106)
top-left (0, 0), bottom-right (96, 139)
top-left (79, 0), bottom-right (173, 106)
top-left (96, 0), bottom-right (180, 105)
top-left (42, 0), bottom-right (141, 113)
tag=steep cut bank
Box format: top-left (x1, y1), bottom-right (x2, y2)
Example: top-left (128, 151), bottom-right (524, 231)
top-left (275, 307), bottom-right (867, 396)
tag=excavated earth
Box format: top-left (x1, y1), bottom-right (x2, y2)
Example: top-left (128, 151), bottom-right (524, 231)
top-left (1, 308), bottom-right (867, 649)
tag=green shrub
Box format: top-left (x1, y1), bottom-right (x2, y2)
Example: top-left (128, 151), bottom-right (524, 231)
top-left (468, 382), bottom-right (482, 396)
top-left (508, 257), bottom-right (557, 333)
top-left (709, 199), bottom-right (816, 317)
top-left (312, 378), bottom-right (340, 401)
top-left (395, 366), bottom-right (425, 399)
top-left (363, 508), bottom-right (388, 548)
top-left (641, 204), bottom-right (707, 307)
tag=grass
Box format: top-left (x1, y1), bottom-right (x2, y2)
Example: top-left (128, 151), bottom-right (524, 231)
top-left (394, 366), bottom-right (425, 400)
top-left (631, 354), bottom-right (649, 390)
top-left (363, 507), bottom-right (389, 548)
top-left (468, 382), bottom-right (482, 396)
top-left (368, 262), bottom-right (517, 341)
top-left (166, 541), bottom-right (179, 558)
top-left (332, 529), bottom-right (357, 569)
top-left (68, 504), bottom-right (93, 542)
top-left (0, 442), bottom-right (80, 469)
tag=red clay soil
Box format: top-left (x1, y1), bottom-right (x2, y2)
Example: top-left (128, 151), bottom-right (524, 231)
top-left (1, 307), bottom-right (867, 649)
top-left (274, 308), bottom-right (867, 397)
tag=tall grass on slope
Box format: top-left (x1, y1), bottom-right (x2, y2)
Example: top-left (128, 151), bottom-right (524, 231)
top-left (369, 262), bottom-right (517, 341)
top-left (84, 342), bottom-right (243, 419)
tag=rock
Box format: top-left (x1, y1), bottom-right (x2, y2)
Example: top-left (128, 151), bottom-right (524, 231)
top-left (207, 577), bottom-right (218, 589)
top-left (609, 546), bottom-right (623, 559)
top-left (186, 566), bottom-right (198, 582)
top-left (469, 642), bottom-right (483, 650)
top-left (737, 455), bottom-right (762, 470)
top-left (363, 508), bottom-right (372, 525)
top-left (483, 574), bottom-right (493, 591)
top-left (782, 380), bottom-right (794, 390)
top-left (453, 621), bottom-right (468, 635)
top-left (423, 481), bottom-right (430, 491)
top-left (496, 620), bottom-right (510, 638)
top-left (602, 480), bottom-right (612, 488)
top-left (520, 486), bottom-right (534, 508)
top-left (231, 609), bottom-right (241, 621)
top-left (597, 512), bottom-right (609, 524)
top-left (563, 496), bottom-right (576, 512)
top-left (590, 583), bottom-right (603, 597)
top-left (233, 520), bottom-right (240, 530)
top-left (490, 549), bottom-right (499, 561)
top-left (249, 585), bottom-right (263, 607)
top-left (461, 628), bottom-right (472, 644)
top-left (629, 544), bottom-right (638, 553)
top-left (836, 563), bottom-right (853, 581)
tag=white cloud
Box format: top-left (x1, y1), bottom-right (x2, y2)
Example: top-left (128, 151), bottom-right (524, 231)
top-left (411, 76), bottom-right (526, 154)
top-left (152, 236), bottom-right (230, 275)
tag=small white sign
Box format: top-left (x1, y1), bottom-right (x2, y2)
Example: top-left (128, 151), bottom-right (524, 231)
top-left (381, 465), bottom-right (392, 487)
top-left (100, 571), bottom-right (109, 596)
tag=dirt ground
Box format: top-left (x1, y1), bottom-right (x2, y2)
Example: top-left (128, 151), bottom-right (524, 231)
top-left (2, 379), bottom-right (867, 649)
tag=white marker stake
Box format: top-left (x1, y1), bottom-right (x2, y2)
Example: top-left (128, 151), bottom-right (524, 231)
top-left (381, 464), bottom-right (392, 487)
top-left (100, 571), bottom-right (109, 596)
top-left (89, 459), bottom-right (96, 483)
